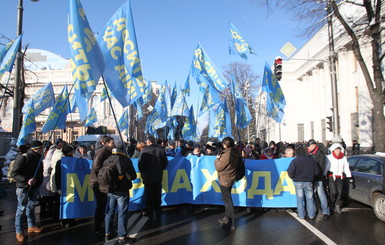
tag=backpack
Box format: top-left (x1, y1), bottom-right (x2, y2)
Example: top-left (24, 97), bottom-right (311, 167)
top-left (7, 153), bottom-right (28, 183)
top-left (97, 156), bottom-right (123, 193)
top-left (235, 157), bottom-right (245, 181)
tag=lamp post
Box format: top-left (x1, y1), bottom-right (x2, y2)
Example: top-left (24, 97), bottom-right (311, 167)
top-left (12, 0), bottom-right (39, 138)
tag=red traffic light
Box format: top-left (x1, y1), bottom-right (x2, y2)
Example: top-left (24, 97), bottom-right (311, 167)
top-left (275, 57), bottom-right (282, 65)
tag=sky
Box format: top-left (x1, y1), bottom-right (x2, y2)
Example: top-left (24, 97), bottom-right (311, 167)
top-left (1, 0), bottom-right (308, 86)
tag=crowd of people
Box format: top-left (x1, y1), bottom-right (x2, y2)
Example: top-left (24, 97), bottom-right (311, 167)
top-left (8, 135), bottom-right (357, 243)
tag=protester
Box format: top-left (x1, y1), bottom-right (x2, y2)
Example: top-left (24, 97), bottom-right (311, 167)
top-left (175, 139), bottom-right (186, 156)
top-left (242, 147), bottom-right (252, 159)
top-left (325, 143), bottom-right (352, 214)
top-left (131, 142), bottom-right (146, 158)
top-left (215, 136), bottom-right (240, 229)
top-left (165, 140), bottom-right (176, 157)
top-left (103, 142), bottom-right (137, 244)
top-left (139, 135), bottom-right (168, 216)
top-left (183, 141), bottom-right (194, 156)
top-left (188, 144), bottom-right (203, 157)
top-left (259, 147), bottom-right (277, 160)
top-left (89, 136), bottom-right (115, 236)
top-left (75, 145), bottom-right (92, 160)
top-left (287, 147), bottom-right (321, 220)
top-left (352, 140), bottom-right (360, 155)
top-left (283, 146), bottom-right (295, 158)
top-left (88, 144), bottom-right (96, 160)
top-left (306, 139), bottom-right (330, 219)
top-left (10, 140), bottom-right (44, 242)
top-left (205, 141), bottom-right (218, 156)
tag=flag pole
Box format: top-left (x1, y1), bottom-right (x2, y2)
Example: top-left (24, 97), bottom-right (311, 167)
top-left (101, 76), bottom-right (130, 157)
top-left (255, 88), bottom-right (263, 139)
top-left (0, 72), bottom-right (12, 109)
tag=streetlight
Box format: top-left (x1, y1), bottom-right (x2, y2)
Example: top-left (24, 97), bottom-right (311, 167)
top-left (12, 0), bottom-right (40, 138)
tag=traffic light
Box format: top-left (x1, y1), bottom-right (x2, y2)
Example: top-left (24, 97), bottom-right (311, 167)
top-left (326, 116), bottom-right (333, 132)
top-left (274, 57), bottom-right (283, 81)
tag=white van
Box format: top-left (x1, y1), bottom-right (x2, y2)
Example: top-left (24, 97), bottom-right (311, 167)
top-left (75, 134), bottom-right (122, 148)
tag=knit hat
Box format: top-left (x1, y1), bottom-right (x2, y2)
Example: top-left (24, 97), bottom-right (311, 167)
top-left (62, 145), bottom-right (74, 155)
top-left (30, 140), bottom-right (44, 150)
top-left (306, 139), bottom-right (317, 147)
top-left (56, 138), bottom-right (64, 145)
top-left (243, 147), bottom-right (252, 156)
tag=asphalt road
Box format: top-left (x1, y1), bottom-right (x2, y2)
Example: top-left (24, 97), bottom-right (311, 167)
top-left (1, 182), bottom-right (384, 245)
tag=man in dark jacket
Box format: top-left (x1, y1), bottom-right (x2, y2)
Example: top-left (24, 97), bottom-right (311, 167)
top-left (11, 140), bottom-right (44, 242)
top-left (89, 136), bottom-right (115, 236)
top-left (104, 143), bottom-right (137, 244)
top-left (288, 147), bottom-right (321, 220)
top-left (139, 135), bottom-right (168, 216)
top-left (307, 139), bottom-right (330, 219)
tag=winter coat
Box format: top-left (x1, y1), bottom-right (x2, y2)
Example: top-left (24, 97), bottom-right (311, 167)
top-left (50, 149), bottom-right (64, 193)
top-left (325, 143), bottom-right (352, 180)
top-left (10, 149), bottom-right (43, 189)
top-left (308, 145), bottom-right (327, 181)
top-left (287, 156), bottom-right (321, 182)
top-left (139, 144), bottom-right (168, 185)
top-left (215, 147), bottom-right (240, 187)
top-left (89, 145), bottom-right (112, 187)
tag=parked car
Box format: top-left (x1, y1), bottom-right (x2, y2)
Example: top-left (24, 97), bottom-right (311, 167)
top-left (347, 154), bottom-right (385, 222)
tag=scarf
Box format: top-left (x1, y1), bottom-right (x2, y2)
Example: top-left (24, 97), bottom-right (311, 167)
top-left (308, 145), bottom-right (319, 155)
top-left (332, 151), bottom-right (344, 159)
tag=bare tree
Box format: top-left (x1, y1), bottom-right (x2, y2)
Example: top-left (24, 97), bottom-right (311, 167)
top-left (222, 62), bottom-right (260, 142)
top-left (267, 0), bottom-right (385, 151)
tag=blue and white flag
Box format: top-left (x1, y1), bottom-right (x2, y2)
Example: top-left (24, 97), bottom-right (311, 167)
top-left (235, 98), bottom-right (252, 129)
top-left (171, 87), bottom-right (189, 117)
top-left (182, 105), bottom-right (197, 139)
top-left (170, 82), bottom-right (177, 109)
top-left (181, 74), bottom-right (190, 96)
top-left (229, 74), bottom-right (243, 99)
top-left (85, 107), bottom-right (97, 127)
top-left (118, 109), bottom-right (129, 132)
top-left (22, 82), bottom-right (55, 115)
top-left (98, 0), bottom-right (145, 107)
top-left (68, 0), bottom-right (104, 99)
top-left (69, 94), bottom-right (77, 113)
top-left (229, 22), bottom-right (254, 60)
top-left (42, 85), bottom-right (69, 133)
top-left (262, 63), bottom-right (286, 123)
top-left (0, 34), bottom-right (22, 77)
top-left (153, 81), bottom-right (171, 127)
top-left (190, 44), bottom-right (228, 92)
top-left (0, 39), bottom-right (15, 64)
top-left (199, 85), bottom-right (221, 116)
top-left (209, 101), bottom-right (232, 141)
top-left (100, 87), bottom-right (108, 102)
top-left (16, 101), bottom-right (36, 146)
top-left (139, 81), bottom-right (153, 105)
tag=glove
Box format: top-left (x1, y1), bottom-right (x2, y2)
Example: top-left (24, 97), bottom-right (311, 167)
top-left (349, 178), bottom-right (354, 183)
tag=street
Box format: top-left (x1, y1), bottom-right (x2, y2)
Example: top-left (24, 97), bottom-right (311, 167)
top-left (1, 182), bottom-right (384, 245)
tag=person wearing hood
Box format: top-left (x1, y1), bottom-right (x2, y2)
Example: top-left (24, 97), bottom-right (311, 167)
top-left (259, 147), bottom-right (277, 160)
top-left (325, 143), bottom-right (352, 214)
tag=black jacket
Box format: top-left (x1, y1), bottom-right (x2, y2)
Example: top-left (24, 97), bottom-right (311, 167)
top-left (287, 156), bottom-right (321, 182)
top-left (89, 145), bottom-right (112, 187)
top-left (139, 144), bottom-right (168, 185)
top-left (11, 149), bottom-right (43, 189)
top-left (308, 146), bottom-right (327, 181)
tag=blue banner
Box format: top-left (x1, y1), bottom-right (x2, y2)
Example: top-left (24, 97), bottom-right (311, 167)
top-left (59, 156), bottom-right (296, 219)
top-left (0, 34), bottom-right (22, 77)
top-left (22, 82), bottom-right (55, 115)
top-left (98, 0), bottom-right (145, 107)
top-left (68, 0), bottom-right (104, 98)
top-left (16, 101), bottom-right (36, 146)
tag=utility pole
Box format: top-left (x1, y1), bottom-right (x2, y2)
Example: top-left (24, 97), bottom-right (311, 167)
top-left (12, 0), bottom-right (24, 138)
top-left (327, 0), bottom-right (342, 143)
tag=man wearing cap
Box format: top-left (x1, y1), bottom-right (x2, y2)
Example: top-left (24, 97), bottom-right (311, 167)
top-left (11, 140), bottom-right (44, 242)
top-left (139, 135), bottom-right (168, 216)
top-left (165, 140), bottom-right (176, 157)
top-left (306, 139), bottom-right (331, 219)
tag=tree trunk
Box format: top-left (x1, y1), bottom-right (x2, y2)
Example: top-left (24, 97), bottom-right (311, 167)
top-left (372, 95), bottom-right (385, 152)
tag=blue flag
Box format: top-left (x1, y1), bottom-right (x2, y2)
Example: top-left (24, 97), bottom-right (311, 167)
top-left (190, 44), bottom-right (228, 92)
top-left (68, 0), bottom-right (104, 99)
top-left (73, 88), bottom-right (89, 121)
top-left (16, 101), bottom-right (36, 146)
top-left (229, 74), bottom-right (243, 99)
top-left (0, 39), bottom-right (15, 64)
top-left (0, 34), bottom-right (22, 77)
top-left (171, 87), bottom-right (189, 117)
top-left (182, 106), bottom-right (197, 139)
top-left (235, 98), bottom-right (252, 129)
top-left (170, 82), bottom-right (177, 109)
top-left (118, 109), bottom-right (129, 132)
top-left (199, 85), bottom-right (221, 116)
top-left (85, 107), bottom-right (97, 127)
top-left (22, 82), bottom-right (55, 115)
top-left (139, 81), bottom-right (153, 105)
top-left (100, 87), bottom-right (108, 102)
top-left (181, 74), bottom-right (190, 96)
top-left (229, 22), bottom-right (254, 60)
top-left (209, 101), bottom-right (232, 141)
top-left (262, 63), bottom-right (286, 123)
top-left (98, 0), bottom-right (145, 107)
top-left (41, 85), bottom-right (69, 133)
top-left (134, 102), bottom-right (143, 120)
top-left (153, 81), bottom-right (171, 128)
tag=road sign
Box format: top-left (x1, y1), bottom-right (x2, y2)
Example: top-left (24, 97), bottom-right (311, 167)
top-left (280, 42), bottom-right (297, 58)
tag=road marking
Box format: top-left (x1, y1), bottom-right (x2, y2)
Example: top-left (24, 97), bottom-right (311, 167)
top-left (128, 216), bottom-right (149, 238)
top-left (341, 207), bottom-right (372, 212)
top-left (287, 211), bottom-right (337, 245)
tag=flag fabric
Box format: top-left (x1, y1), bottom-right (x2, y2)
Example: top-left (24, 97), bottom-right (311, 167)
top-left (98, 0), bottom-right (145, 107)
top-left (171, 87), bottom-right (189, 117)
top-left (198, 85), bottom-right (221, 116)
top-left (68, 0), bottom-right (104, 99)
top-left (0, 34), bottom-right (22, 77)
top-left (229, 74), bottom-right (243, 99)
top-left (73, 88), bottom-right (89, 121)
top-left (22, 82), bottom-right (55, 115)
top-left (170, 82), bottom-right (177, 109)
top-left (100, 87), bottom-right (108, 102)
top-left (190, 44), bottom-right (228, 92)
top-left (181, 74), bottom-right (190, 96)
top-left (16, 101), bottom-right (36, 146)
top-left (262, 63), bottom-right (286, 123)
top-left (154, 81), bottom-right (171, 126)
top-left (229, 22), bottom-right (254, 60)
top-left (208, 103), bottom-right (227, 141)
top-left (139, 81), bottom-right (153, 105)
top-left (0, 39), bottom-right (15, 64)
top-left (118, 108), bottom-right (129, 132)
top-left (235, 98), bottom-right (252, 129)
top-left (182, 105), bottom-right (197, 139)
top-left (85, 107), bottom-right (97, 127)
top-left (134, 102), bottom-right (143, 120)
top-left (69, 94), bottom-right (77, 113)
top-left (41, 85), bottom-right (69, 133)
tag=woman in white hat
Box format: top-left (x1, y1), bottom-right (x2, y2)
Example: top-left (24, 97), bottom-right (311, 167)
top-left (325, 143), bottom-right (352, 214)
